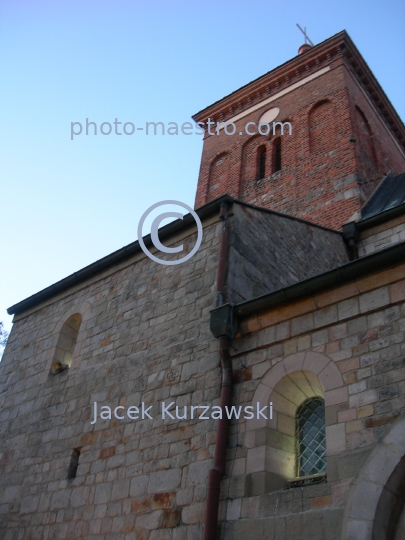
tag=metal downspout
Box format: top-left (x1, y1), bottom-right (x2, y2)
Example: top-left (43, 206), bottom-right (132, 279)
top-left (204, 202), bottom-right (233, 540)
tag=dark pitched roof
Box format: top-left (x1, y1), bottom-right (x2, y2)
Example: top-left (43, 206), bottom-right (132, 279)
top-left (361, 172), bottom-right (405, 221)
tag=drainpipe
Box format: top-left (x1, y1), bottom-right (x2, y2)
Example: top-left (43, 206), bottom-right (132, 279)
top-left (204, 202), bottom-right (233, 540)
top-left (342, 222), bottom-right (359, 261)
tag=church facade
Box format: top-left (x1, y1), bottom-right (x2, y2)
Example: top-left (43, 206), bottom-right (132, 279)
top-left (1, 31), bottom-right (405, 540)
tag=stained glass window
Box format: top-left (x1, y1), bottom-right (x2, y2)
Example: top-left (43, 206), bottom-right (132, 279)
top-left (296, 397), bottom-right (327, 477)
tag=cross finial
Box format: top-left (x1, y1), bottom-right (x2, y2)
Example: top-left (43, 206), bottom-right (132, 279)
top-left (296, 23), bottom-right (314, 46)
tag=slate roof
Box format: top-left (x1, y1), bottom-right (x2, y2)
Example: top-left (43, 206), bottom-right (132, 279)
top-left (361, 172), bottom-right (405, 220)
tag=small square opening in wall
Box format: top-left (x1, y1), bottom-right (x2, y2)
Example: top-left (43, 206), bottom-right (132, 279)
top-left (67, 448), bottom-right (81, 479)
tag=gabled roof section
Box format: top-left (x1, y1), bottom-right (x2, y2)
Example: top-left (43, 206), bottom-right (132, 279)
top-left (7, 195), bottom-right (340, 317)
top-left (228, 241), bottom-right (405, 320)
top-left (361, 172), bottom-right (405, 221)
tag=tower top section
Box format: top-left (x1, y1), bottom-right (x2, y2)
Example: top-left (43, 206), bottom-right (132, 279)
top-left (193, 30), bottom-right (405, 230)
top-left (193, 31), bottom-right (404, 150)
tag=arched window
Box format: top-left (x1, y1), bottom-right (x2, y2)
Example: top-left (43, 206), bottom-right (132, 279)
top-left (51, 313), bottom-right (82, 373)
top-left (241, 135), bottom-right (268, 187)
top-left (257, 145), bottom-right (266, 179)
top-left (273, 137), bottom-right (282, 172)
top-left (296, 397), bottom-right (327, 477)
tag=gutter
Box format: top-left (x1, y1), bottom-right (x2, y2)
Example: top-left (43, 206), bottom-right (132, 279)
top-left (209, 241), bottom-right (405, 326)
top-left (356, 201), bottom-right (405, 231)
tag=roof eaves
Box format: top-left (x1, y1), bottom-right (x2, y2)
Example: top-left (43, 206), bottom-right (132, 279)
top-left (358, 201), bottom-right (405, 231)
top-left (232, 241), bottom-right (405, 319)
top-left (7, 195), bottom-right (235, 316)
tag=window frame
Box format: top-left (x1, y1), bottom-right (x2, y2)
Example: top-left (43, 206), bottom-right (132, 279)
top-left (295, 396), bottom-right (327, 479)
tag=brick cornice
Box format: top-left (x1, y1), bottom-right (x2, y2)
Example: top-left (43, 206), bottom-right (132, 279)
top-left (192, 31), bottom-right (405, 152)
top-left (342, 37), bottom-right (405, 152)
top-left (192, 31), bottom-right (347, 124)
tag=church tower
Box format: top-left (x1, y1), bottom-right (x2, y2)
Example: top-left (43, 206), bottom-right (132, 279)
top-left (193, 31), bottom-right (405, 230)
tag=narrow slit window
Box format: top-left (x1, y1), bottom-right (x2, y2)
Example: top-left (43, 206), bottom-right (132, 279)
top-left (296, 398), bottom-right (327, 477)
top-left (257, 146), bottom-right (266, 179)
top-left (274, 138), bottom-right (282, 172)
top-left (68, 448), bottom-right (81, 479)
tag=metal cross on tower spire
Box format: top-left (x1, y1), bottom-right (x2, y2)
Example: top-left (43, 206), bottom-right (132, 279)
top-left (296, 23), bottom-right (314, 46)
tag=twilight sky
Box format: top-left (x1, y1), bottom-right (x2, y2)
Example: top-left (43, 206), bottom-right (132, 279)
top-left (1, 0), bottom-right (404, 333)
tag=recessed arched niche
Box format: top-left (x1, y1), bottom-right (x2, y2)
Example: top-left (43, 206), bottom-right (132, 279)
top-left (207, 152), bottom-right (229, 200)
top-left (244, 352), bottom-right (346, 494)
top-left (50, 313), bottom-right (82, 374)
top-left (308, 99), bottom-right (335, 153)
top-left (265, 369), bottom-right (325, 489)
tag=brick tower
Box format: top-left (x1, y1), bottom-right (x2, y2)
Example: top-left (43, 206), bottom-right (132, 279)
top-left (193, 31), bottom-right (405, 230)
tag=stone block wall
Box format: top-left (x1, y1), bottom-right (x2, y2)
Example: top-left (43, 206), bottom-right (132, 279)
top-left (357, 213), bottom-right (405, 257)
top-left (2, 197), bottom-right (405, 540)
top-left (218, 484), bottom-right (341, 540)
top-left (219, 262), bottom-right (405, 539)
top-left (0, 215), bottom-right (223, 540)
top-left (225, 203), bottom-right (349, 304)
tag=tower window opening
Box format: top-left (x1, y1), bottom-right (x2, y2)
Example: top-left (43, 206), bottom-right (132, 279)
top-left (257, 146), bottom-right (267, 179)
top-left (274, 138), bottom-right (282, 172)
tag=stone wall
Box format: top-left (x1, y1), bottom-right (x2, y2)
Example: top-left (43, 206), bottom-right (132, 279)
top-left (219, 262), bottom-right (405, 539)
top-left (2, 198), bottom-right (405, 540)
top-left (0, 215), bottom-right (223, 540)
top-left (218, 484), bottom-right (340, 540)
top-left (357, 213), bottom-right (405, 257)
top-left (225, 203), bottom-right (349, 304)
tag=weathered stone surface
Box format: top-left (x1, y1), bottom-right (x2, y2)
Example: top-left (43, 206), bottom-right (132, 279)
top-left (148, 469), bottom-right (182, 493)
top-left (181, 502), bottom-right (205, 525)
top-left (0, 216), bottom-right (224, 538)
top-left (186, 460), bottom-right (211, 487)
top-left (2, 176), bottom-right (405, 540)
top-left (226, 203), bottom-right (348, 305)
top-left (136, 510), bottom-right (163, 530)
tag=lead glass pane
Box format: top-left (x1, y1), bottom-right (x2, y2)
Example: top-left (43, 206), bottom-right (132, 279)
top-left (296, 398), bottom-right (327, 477)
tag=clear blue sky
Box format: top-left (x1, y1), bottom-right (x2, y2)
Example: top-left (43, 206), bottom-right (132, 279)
top-left (1, 0), bottom-right (404, 333)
